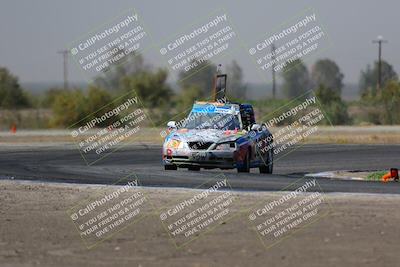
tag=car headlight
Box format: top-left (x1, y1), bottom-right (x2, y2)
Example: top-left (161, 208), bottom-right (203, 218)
top-left (214, 142), bottom-right (236, 151)
top-left (166, 139), bottom-right (182, 149)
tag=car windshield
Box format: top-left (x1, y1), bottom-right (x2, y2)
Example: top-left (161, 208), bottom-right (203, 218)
top-left (182, 112), bottom-right (241, 130)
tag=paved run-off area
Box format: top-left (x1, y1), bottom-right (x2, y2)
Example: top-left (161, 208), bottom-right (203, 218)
top-left (1, 137), bottom-right (399, 266)
top-left (1, 180), bottom-right (399, 267)
top-left (0, 144), bottom-right (399, 194)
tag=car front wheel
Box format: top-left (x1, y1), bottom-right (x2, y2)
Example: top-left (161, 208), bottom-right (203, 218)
top-left (259, 147), bottom-right (273, 174)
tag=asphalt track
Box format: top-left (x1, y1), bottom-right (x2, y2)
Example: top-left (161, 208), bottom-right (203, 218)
top-left (0, 144), bottom-right (399, 194)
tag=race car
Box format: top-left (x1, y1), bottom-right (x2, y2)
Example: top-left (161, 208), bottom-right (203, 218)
top-left (162, 100), bottom-right (274, 173)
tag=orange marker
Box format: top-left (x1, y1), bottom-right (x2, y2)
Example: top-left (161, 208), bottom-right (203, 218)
top-left (10, 123), bottom-right (17, 133)
top-left (381, 168), bottom-right (399, 182)
top-left (381, 172), bottom-right (392, 182)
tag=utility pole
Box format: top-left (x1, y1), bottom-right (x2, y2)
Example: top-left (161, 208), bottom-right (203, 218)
top-left (372, 36), bottom-right (387, 92)
top-left (57, 50), bottom-right (70, 90)
top-left (271, 43), bottom-right (276, 99)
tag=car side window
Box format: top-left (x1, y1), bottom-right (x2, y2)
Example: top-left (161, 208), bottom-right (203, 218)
top-left (240, 106), bottom-right (255, 130)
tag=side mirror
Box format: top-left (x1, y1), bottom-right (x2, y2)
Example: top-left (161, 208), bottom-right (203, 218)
top-left (167, 121), bottom-right (177, 129)
top-left (251, 124), bottom-right (261, 131)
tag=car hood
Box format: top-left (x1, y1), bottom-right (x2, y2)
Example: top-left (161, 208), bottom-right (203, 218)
top-left (167, 128), bottom-right (245, 144)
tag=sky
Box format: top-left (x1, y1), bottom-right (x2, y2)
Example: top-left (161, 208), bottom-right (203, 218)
top-left (0, 0), bottom-right (399, 85)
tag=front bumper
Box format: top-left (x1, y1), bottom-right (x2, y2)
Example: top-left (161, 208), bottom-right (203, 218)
top-left (163, 149), bottom-right (237, 169)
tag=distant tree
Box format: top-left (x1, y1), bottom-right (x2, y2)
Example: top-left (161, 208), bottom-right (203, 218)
top-left (281, 59), bottom-right (310, 98)
top-left (92, 49), bottom-right (173, 108)
top-left (177, 85), bottom-right (203, 112)
top-left (86, 85), bottom-right (113, 112)
top-left (311, 59), bottom-right (344, 93)
top-left (119, 68), bottom-right (173, 125)
top-left (49, 86), bottom-right (116, 127)
top-left (50, 89), bottom-right (87, 127)
top-left (315, 85), bottom-right (350, 125)
top-left (380, 80), bottom-right (400, 124)
top-left (0, 67), bottom-right (30, 108)
top-left (94, 52), bottom-right (149, 91)
top-left (315, 84), bottom-right (341, 103)
top-left (359, 60), bottom-right (398, 97)
top-left (85, 85), bottom-right (115, 127)
top-left (226, 60), bottom-right (247, 99)
top-left (41, 88), bottom-right (64, 108)
top-left (121, 68), bottom-right (172, 107)
top-left (178, 60), bottom-right (216, 99)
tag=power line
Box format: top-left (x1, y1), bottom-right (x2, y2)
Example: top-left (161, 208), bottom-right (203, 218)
top-left (271, 43), bottom-right (276, 99)
top-left (372, 36), bottom-right (388, 92)
top-left (57, 50), bottom-right (70, 90)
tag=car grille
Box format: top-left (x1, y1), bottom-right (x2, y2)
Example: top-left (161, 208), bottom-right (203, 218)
top-left (188, 141), bottom-right (214, 150)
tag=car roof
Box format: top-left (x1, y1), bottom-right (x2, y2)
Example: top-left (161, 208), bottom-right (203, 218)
top-left (192, 101), bottom-right (240, 114)
top-left (194, 101), bottom-right (240, 107)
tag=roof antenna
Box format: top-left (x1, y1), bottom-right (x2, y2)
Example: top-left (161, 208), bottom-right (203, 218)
top-left (213, 64), bottom-right (227, 102)
top-left (216, 64), bottom-right (222, 74)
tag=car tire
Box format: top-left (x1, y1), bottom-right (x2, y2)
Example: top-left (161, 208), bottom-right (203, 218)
top-left (188, 166), bottom-right (200, 171)
top-left (259, 147), bottom-right (273, 174)
top-left (164, 164), bottom-right (177, 170)
top-left (237, 149), bottom-right (250, 173)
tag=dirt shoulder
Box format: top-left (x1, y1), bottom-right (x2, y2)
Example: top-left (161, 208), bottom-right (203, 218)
top-left (1, 180), bottom-right (399, 267)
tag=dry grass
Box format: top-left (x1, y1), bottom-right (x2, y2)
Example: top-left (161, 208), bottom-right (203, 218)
top-left (0, 126), bottom-right (399, 144)
top-left (302, 126), bottom-right (400, 144)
